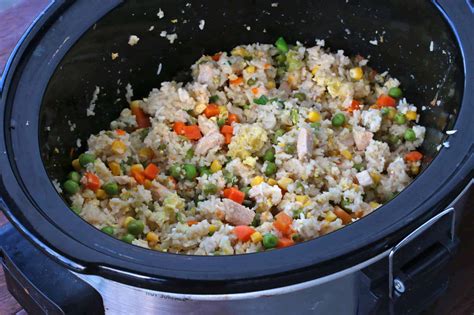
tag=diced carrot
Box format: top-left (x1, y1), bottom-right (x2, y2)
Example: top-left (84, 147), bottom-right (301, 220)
top-left (220, 125), bottom-right (233, 135)
top-left (83, 172), bottom-right (100, 191)
top-left (263, 63), bottom-right (271, 69)
top-left (187, 220), bottom-right (199, 226)
top-left (229, 77), bottom-right (243, 85)
top-left (224, 133), bottom-right (233, 144)
top-left (204, 104), bottom-right (220, 118)
top-left (115, 129), bottom-right (126, 136)
top-left (347, 100), bottom-right (361, 113)
top-left (131, 105), bottom-right (151, 128)
top-left (405, 151), bottom-right (423, 162)
top-left (333, 206), bottom-right (352, 225)
top-left (225, 188), bottom-right (245, 204)
top-left (233, 225), bottom-right (256, 242)
top-left (211, 53), bottom-right (222, 62)
top-left (376, 95), bottom-right (396, 107)
top-left (173, 121), bottom-right (186, 135)
top-left (183, 125), bottom-right (202, 140)
top-left (273, 212), bottom-right (293, 235)
top-left (227, 113), bottom-right (239, 125)
top-left (131, 169), bottom-right (145, 185)
top-left (251, 87), bottom-right (259, 95)
top-left (144, 163), bottom-right (160, 180)
top-left (277, 237), bottom-right (295, 248)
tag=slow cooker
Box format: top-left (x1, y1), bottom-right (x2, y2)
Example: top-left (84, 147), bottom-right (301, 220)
top-left (0, 0), bottom-right (473, 314)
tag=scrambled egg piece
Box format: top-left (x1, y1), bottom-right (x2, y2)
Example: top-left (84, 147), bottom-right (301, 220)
top-left (228, 124), bottom-right (267, 159)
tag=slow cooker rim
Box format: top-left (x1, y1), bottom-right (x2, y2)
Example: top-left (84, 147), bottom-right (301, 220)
top-left (1, 0), bottom-right (473, 294)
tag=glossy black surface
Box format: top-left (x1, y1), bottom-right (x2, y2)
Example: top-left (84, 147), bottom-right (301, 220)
top-left (0, 0), bottom-right (472, 293)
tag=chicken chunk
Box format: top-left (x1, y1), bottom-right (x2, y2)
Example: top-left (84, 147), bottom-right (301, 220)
top-left (297, 127), bottom-right (313, 160)
top-left (198, 115), bottom-right (218, 135)
top-left (353, 127), bottom-right (373, 151)
top-left (222, 199), bottom-right (255, 226)
top-left (195, 131), bottom-right (224, 155)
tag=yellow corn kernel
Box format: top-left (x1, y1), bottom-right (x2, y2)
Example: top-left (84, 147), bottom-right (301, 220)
top-left (208, 224), bottom-right (218, 233)
top-left (288, 75), bottom-right (297, 87)
top-left (277, 177), bottom-right (294, 190)
top-left (251, 176), bottom-right (264, 187)
top-left (231, 47), bottom-right (249, 57)
top-left (108, 161), bottom-right (121, 176)
top-left (72, 159), bottom-right (81, 172)
top-left (265, 80), bottom-right (276, 90)
top-left (143, 179), bottom-right (153, 189)
top-left (311, 66), bottom-right (319, 75)
top-left (340, 149), bottom-right (353, 160)
top-left (369, 201), bottom-right (380, 209)
top-left (370, 171), bottom-right (381, 184)
top-left (307, 111), bottom-right (321, 123)
top-left (194, 103), bottom-right (207, 115)
top-left (95, 189), bottom-right (107, 200)
top-left (246, 65), bottom-right (256, 74)
top-left (123, 216), bottom-right (134, 227)
top-left (306, 212), bottom-right (313, 218)
top-left (405, 111), bottom-right (417, 121)
top-left (138, 147), bottom-right (154, 161)
top-left (250, 231), bottom-right (263, 243)
top-left (210, 160), bottom-right (222, 173)
top-left (130, 164), bottom-right (144, 173)
top-left (146, 232), bottom-right (159, 244)
top-left (130, 100), bottom-right (141, 110)
top-left (303, 200), bottom-right (312, 207)
top-left (410, 164), bottom-right (420, 175)
top-left (267, 178), bottom-right (278, 186)
top-left (218, 105), bottom-right (228, 116)
top-left (295, 195), bottom-right (310, 204)
top-left (325, 210), bottom-right (337, 222)
top-left (111, 140), bottom-right (127, 155)
top-left (349, 67), bottom-right (364, 80)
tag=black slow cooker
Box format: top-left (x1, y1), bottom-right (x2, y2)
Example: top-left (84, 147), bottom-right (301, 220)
top-left (0, 0), bottom-right (473, 314)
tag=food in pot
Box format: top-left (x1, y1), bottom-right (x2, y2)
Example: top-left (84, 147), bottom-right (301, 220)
top-left (63, 37), bottom-right (425, 255)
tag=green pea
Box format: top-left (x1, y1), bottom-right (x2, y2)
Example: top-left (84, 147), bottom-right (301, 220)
top-left (290, 109), bottom-right (299, 125)
top-left (78, 153), bottom-right (96, 167)
top-left (101, 226), bottom-right (114, 235)
top-left (404, 129), bottom-right (416, 142)
top-left (394, 113), bottom-right (407, 125)
top-left (183, 164), bottom-right (197, 180)
top-left (102, 182), bottom-right (119, 195)
top-left (254, 95), bottom-right (269, 105)
top-left (127, 220), bottom-right (145, 236)
top-left (121, 233), bottom-right (135, 244)
top-left (388, 87), bottom-right (403, 99)
top-left (263, 148), bottom-right (276, 162)
top-left (199, 166), bottom-right (212, 177)
top-left (247, 78), bottom-right (257, 86)
top-left (381, 107), bottom-right (390, 116)
top-left (241, 186), bottom-right (251, 198)
top-left (276, 67), bottom-right (287, 78)
top-left (169, 164), bottom-right (182, 180)
top-left (264, 162), bottom-right (277, 176)
top-left (340, 198), bottom-right (352, 212)
top-left (70, 205), bottom-right (81, 214)
top-left (285, 143), bottom-right (296, 154)
top-left (63, 180), bottom-right (80, 194)
top-left (275, 54), bottom-right (286, 65)
top-left (331, 113), bottom-right (346, 127)
top-left (310, 122), bottom-right (321, 130)
top-left (209, 95), bottom-right (219, 103)
top-left (263, 233), bottom-right (278, 249)
top-left (185, 148), bottom-right (194, 160)
top-left (353, 163), bottom-right (364, 172)
top-left (388, 134), bottom-right (400, 146)
top-left (291, 234), bottom-right (300, 241)
top-left (275, 37), bottom-right (289, 53)
top-left (67, 171), bottom-right (81, 183)
top-left (273, 129), bottom-right (285, 144)
top-left (294, 93), bottom-right (306, 101)
top-left (203, 183), bottom-right (218, 195)
top-left (217, 118), bottom-right (226, 128)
